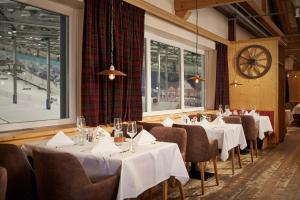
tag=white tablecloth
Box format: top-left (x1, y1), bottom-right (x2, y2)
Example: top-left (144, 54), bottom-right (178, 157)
top-left (257, 116), bottom-right (273, 140)
top-left (292, 103), bottom-right (300, 115)
top-left (176, 122), bottom-right (247, 161)
top-left (22, 139), bottom-right (189, 200)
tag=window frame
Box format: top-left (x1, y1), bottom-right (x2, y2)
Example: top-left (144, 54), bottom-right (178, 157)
top-left (143, 32), bottom-right (206, 117)
top-left (0, 0), bottom-right (79, 132)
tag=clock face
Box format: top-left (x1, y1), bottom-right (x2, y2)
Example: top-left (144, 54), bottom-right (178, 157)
top-left (236, 45), bottom-right (272, 79)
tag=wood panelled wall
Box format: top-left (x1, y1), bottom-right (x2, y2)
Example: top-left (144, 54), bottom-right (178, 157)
top-left (288, 70), bottom-right (300, 102)
top-left (228, 37), bottom-right (284, 143)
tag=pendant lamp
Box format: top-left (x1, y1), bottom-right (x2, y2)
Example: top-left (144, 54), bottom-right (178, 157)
top-left (97, 0), bottom-right (127, 80)
top-left (189, 0), bottom-right (205, 83)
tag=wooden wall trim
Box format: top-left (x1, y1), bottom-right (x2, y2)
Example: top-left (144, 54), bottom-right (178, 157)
top-left (124, 0), bottom-right (230, 45)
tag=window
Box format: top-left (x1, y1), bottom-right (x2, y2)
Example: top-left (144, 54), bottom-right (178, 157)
top-left (143, 33), bottom-right (206, 115)
top-left (0, 0), bottom-right (74, 131)
top-left (184, 50), bottom-right (205, 108)
top-left (150, 40), bottom-right (181, 111)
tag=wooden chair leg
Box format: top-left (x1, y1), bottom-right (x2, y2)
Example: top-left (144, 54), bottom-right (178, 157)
top-left (254, 139), bottom-right (258, 158)
top-left (213, 156), bottom-right (219, 186)
top-left (175, 179), bottom-right (185, 200)
top-left (162, 180), bottom-right (168, 200)
top-left (236, 145), bottom-right (242, 168)
top-left (148, 188), bottom-right (153, 200)
top-left (231, 148), bottom-right (235, 175)
top-left (250, 141), bottom-right (254, 163)
top-left (200, 162), bottom-right (205, 195)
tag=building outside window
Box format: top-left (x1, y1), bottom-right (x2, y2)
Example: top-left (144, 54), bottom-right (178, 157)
top-left (0, 0), bottom-right (71, 130)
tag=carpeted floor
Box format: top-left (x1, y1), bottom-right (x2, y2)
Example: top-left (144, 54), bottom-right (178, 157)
top-left (150, 127), bottom-right (300, 200)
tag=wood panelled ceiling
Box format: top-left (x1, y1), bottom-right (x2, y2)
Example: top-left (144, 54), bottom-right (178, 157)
top-left (174, 0), bottom-right (300, 69)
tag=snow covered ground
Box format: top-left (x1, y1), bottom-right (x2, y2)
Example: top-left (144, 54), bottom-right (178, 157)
top-left (0, 74), bottom-right (60, 124)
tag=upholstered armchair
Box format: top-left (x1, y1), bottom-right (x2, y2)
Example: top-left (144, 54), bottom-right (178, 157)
top-left (137, 121), bottom-right (163, 132)
top-left (172, 124), bottom-right (219, 195)
top-left (0, 144), bottom-right (36, 200)
top-left (149, 127), bottom-right (187, 200)
top-left (0, 167), bottom-right (7, 200)
top-left (33, 150), bottom-right (119, 200)
top-left (241, 115), bottom-right (259, 162)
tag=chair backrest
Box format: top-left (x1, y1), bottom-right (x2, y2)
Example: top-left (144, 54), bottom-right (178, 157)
top-left (172, 124), bottom-right (211, 162)
top-left (0, 144), bottom-right (36, 200)
top-left (223, 116), bottom-right (242, 124)
top-left (149, 127), bottom-right (187, 159)
top-left (136, 121), bottom-right (163, 132)
top-left (241, 115), bottom-right (258, 141)
top-left (0, 167), bottom-right (7, 200)
top-left (33, 150), bottom-right (91, 200)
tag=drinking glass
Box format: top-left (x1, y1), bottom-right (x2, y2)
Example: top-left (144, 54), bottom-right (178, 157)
top-left (218, 104), bottom-right (223, 115)
top-left (225, 105), bottom-right (230, 111)
top-left (114, 118), bottom-right (122, 131)
top-left (76, 116), bottom-right (86, 133)
top-left (127, 121), bottom-right (137, 153)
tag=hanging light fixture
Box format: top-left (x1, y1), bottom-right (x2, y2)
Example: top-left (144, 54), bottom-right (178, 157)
top-left (97, 0), bottom-right (127, 80)
top-left (230, 38), bottom-right (243, 87)
top-left (189, 0), bottom-right (205, 83)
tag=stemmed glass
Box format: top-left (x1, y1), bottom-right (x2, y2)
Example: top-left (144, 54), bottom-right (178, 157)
top-left (76, 116), bottom-right (86, 133)
top-left (218, 104), bottom-right (223, 115)
top-left (127, 121), bottom-right (137, 153)
top-left (114, 118), bottom-right (123, 145)
top-left (114, 118), bottom-right (122, 131)
top-left (76, 116), bottom-right (86, 145)
top-left (225, 105), bottom-right (230, 111)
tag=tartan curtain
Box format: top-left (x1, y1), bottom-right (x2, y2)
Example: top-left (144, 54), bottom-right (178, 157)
top-left (214, 42), bottom-right (229, 109)
top-left (82, 0), bottom-right (145, 126)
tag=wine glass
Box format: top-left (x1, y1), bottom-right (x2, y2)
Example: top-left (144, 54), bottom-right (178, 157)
top-left (114, 118), bottom-right (122, 131)
top-left (127, 121), bottom-right (137, 153)
top-left (218, 104), bottom-right (223, 115)
top-left (76, 116), bottom-right (86, 133)
top-left (224, 105), bottom-right (230, 111)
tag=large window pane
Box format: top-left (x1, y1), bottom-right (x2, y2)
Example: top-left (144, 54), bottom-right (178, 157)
top-left (0, 0), bottom-right (68, 125)
top-left (151, 40), bottom-right (180, 111)
top-left (184, 50), bottom-right (205, 108)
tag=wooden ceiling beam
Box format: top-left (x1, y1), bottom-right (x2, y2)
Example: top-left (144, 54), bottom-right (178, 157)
top-left (244, 0), bottom-right (285, 36)
top-left (174, 0), bottom-right (245, 12)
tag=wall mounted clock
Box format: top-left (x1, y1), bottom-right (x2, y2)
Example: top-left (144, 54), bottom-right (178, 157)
top-left (236, 45), bottom-right (272, 79)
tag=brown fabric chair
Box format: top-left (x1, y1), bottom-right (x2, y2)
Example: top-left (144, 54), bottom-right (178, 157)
top-left (241, 115), bottom-right (259, 162)
top-left (137, 121), bottom-right (163, 132)
top-left (172, 124), bottom-right (219, 195)
top-left (149, 127), bottom-right (187, 200)
top-left (0, 167), bottom-right (7, 200)
top-left (33, 150), bottom-right (119, 200)
top-left (0, 144), bottom-right (36, 200)
top-left (223, 116), bottom-right (243, 173)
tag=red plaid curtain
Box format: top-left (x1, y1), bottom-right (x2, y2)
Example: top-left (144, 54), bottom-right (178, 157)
top-left (215, 42), bottom-right (229, 109)
top-left (82, 0), bottom-right (145, 126)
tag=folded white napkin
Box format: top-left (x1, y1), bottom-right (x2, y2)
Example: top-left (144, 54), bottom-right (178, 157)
top-left (249, 109), bottom-right (256, 115)
top-left (212, 116), bottom-right (225, 126)
top-left (222, 110), bottom-right (232, 116)
top-left (199, 118), bottom-right (212, 127)
top-left (46, 131), bottom-right (75, 148)
top-left (134, 129), bottom-right (156, 145)
top-left (244, 111), bottom-right (249, 115)
top-left (96, 126), bottom-right (111, 138)
top-left (162, 117), bottom-right (174, 127)
top-left (91, 137), bottom-right (121, 155)
top-left (179, 115), bottom-right (190, 124)
top-left (233, 110), bottom-right (238, 115)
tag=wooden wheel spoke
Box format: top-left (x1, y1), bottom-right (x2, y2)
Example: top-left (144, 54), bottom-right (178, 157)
top-left (239, 61), bottom-right (249, 66)
top-left (242, 64), bottom-right (251, 72)
top-left (256, 63), bottom-right (267, 69)
top-left (240, 56), bottom-right (250, 61)
top-left (256, 58), bottom-right (267, 61)
top-left (251, 47), bottom-right (257, 57)
top-left (253, 66), bottom-right (261, 75)
top-left (247, 66), bottom-right (253, 76)
top-left (255, 51), bottom-right (265, 58)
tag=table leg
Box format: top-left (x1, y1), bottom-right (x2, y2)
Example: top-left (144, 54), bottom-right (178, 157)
top-left (162, 180), bottom-right (168, 200)
top-left (231, 149), bottom-right (235, 175)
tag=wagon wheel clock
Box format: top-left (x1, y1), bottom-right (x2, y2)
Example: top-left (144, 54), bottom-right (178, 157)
top-left (236, 45), bottom-right (272, 79)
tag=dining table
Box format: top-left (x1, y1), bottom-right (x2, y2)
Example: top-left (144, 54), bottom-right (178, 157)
top-left (21, 136), bottom-right (189, 200)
